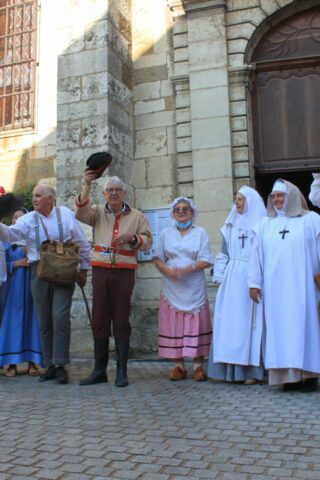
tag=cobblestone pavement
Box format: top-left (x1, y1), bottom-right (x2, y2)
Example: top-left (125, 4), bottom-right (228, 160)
top-left (0, 360), bottom-right (320, 480)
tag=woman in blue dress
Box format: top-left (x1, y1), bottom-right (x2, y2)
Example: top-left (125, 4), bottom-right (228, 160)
top-left (0, 207), bottom-right (43, 377)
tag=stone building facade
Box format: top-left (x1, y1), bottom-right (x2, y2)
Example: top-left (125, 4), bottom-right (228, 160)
top-left (0, 0), bottom-right (319, 353)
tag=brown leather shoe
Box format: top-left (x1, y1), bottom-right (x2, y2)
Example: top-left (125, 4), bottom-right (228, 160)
top-left (169, 366), bottom-right (187, 381)
top-left (192, 366), bottom-right (207, 382)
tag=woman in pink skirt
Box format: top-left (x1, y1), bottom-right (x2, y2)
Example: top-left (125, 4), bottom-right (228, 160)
top-left (153, 197), bottom-right (213, 381)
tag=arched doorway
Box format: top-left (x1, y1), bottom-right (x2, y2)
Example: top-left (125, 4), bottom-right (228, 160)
top-left (249, 6), bottom-right (320, 206)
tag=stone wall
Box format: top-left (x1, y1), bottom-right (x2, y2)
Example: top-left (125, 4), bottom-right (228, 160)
top-left (56, 0), bottom-right (133, 354)
top-left (0, 0), bottom-right (59, 191)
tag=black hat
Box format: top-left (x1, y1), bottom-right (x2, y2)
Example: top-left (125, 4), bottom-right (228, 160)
top-left (85, 152), bottom-right (112, 178)
top-left (0, 193), bottom-right (24, 220)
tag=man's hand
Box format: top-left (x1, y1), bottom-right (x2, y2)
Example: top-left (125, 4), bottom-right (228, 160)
top-left (82, 169), bottom-right (98, 186)
top-left (77, 269), bottom-right (87, 288)
top-left (114, 233), bottom-right (134, 245)
top-left (249, 288), bottom-right (261, 304)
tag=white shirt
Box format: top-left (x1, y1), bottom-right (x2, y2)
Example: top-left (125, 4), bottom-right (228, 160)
top-left (0, 206), bottom-right (90, 269)
top-left (154, 224), bottom-right (213, 312)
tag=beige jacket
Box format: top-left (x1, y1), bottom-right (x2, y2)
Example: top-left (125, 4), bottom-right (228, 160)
top-left (75, 199), bottom-right (152, 270)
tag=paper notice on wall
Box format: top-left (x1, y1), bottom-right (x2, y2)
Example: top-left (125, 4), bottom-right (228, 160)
top-left (137, 208), bottom-right (173, 261)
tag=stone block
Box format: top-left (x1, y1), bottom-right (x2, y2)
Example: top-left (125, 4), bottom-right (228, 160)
top-left (193, 147), bottom-right (233, 180)
top-left (229, 84), bottom-right (246, 102)
top-left (178, 166), bottom-right (193, 183)
top-left (161, 79), bottom-right (174, 97)
top-left (232, 130), bottom-right (248, 147)
top-left (177, 152), bottom-right (192, 168)
top-left (190, 68), bottom-right (228, 90)
top-left (177, 137), bottom-right (192, 153)
top-left (260, 0), bottom-right (280, 15)
top-left (173, 61), bottom-right (190, 78)
top-left (194, 177), bottom-right (233, 212)
top-left (229, 53), bottom-right (245, 68)
top-left (173, 33), bottom-right (188, 49)
top-left (173, 18), bottom-right (188, 35)
top-left (234, 177), bottom-right (250, 192)
top-left (58, 48), bottom-right (109, 79)
top-left (57, 121), bottom-right (82, 150)
top-left (131, 159), bottom-right (146, 189)
top-left (135, 111), bottom-right (175, 131)
top-left (135, 186), bottom-right (174, 209)
top-left (135, 99), bottom-right (165, 115)
top-left (176, 108), bottom-right (190, 124)
top-left (58, 77), bottom-right (81, 105)
top-left (232, 146), bottom-right (249, 162)
top-left (188, 12), bottom-right (226, 43)
top-left (231, 116), bottom-right (247, 132)
top-left (174, 47), bottom-right (189, 63)
top-left (136, 262), bottom-right (161, 280)
top-left (177, 123), bottom-right (191, 138)
top-left (189, 40), bottom-right (228, 70)
top-left (82, 72), bottom-right (109, 100)
top-left (81, 116), bottom-right (109, 147)
top-left (178, 182), bottom-right (193, 198)
top-left (234, 162), bottom-right (249, 178)
top-left (134, 64), bottom-right (168, 85)
top-left (59, 98), bottom-right (109, 122)
top-left (197, 210), bottom-right (233, 244)
top-left (176, 92), bottom-right (190, 109)
top-left (190, 86), bottom-right (230, 119)
top-left (228, 38), bottom-right (248, 54)
top-left (135, 128), bottom-right (168, 159)
top-left (134, 52), bottom-right (167, 70)
top-left (227, 23), bottom-right (256, 41)
top-left (229, 0), bottom-right (260, 7)
top-left (192, 117), bottom-right (231, 150)
top-left (147, 155), bottom-right (175, 187)
top-left (167, 126), bottom-right (176, 155)
top-left (133, 81), bottom-right (161, 101)
top-left (227, 7), bottom-right (266, 27)
top-left (230, 100), bottom-right (247, 116)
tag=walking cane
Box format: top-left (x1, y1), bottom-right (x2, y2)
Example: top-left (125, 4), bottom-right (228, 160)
top-left (80, 286), bottom-right (92, 327)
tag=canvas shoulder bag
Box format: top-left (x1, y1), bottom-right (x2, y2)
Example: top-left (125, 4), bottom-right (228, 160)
top-left (35, 207), bottom-right (80, 286)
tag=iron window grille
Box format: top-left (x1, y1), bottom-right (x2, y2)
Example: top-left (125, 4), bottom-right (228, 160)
top-left (0, 0), bottom-right (37, 131)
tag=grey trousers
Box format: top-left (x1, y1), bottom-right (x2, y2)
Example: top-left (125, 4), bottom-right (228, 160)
top-left (30, 264), bottom-right (75, 367)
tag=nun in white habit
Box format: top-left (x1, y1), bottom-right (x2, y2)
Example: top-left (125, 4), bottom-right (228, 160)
top-left (249, 179), bottom-right (320, 392)
top-left (208, 186), bottom-right (266, 384)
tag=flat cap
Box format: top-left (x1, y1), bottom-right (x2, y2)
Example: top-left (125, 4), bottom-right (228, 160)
top-left (86, 152), bottom-right (112, 178)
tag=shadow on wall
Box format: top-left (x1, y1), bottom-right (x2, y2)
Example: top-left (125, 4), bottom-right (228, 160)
top-left (0, 1), bottom-right (174, 356)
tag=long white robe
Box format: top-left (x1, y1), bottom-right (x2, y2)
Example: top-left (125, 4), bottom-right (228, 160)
top-left (248, 212), bottom-right (320, 382)
top-left (213, 225), bottom-right (263, 366)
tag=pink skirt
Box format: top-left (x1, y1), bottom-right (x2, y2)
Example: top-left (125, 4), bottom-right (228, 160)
top-left (158, 294), bottom-right (212, 359)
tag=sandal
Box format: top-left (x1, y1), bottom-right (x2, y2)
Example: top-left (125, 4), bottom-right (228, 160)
top-left (27, 363), bottom-right (39, 376)
top-left (5, 365), bottom-right (17, 377)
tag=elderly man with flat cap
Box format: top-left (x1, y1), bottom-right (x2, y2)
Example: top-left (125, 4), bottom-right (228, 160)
top-left (76, 164), bottom-right (152, 387)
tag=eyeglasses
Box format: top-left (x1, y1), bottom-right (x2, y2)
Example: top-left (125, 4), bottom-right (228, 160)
top-left (105, 188), bottom-right (123, 194)
top-left (173, 206), bottom-right (190, 214)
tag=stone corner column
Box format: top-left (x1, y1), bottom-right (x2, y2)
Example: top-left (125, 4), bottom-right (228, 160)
top-left (186, 0), bottom-right (233, 252)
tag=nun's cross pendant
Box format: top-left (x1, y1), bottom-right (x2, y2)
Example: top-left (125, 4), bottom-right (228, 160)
top-left (279, 228), bottom-right (289, 239)
top-left (238, 234), bottom-right (248, 248)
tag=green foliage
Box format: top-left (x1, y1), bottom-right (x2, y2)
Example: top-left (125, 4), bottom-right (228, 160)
top-left (13, 181), bottom-right (37, 212)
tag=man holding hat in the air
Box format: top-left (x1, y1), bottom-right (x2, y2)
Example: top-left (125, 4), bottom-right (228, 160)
top-left (76, 153), bottom-right (152, 387)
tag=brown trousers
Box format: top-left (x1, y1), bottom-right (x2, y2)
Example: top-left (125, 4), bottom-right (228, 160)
top-left (92, 267), bottom-right (135, 340)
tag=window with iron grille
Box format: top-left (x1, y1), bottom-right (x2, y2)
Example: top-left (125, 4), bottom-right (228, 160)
top-left (0, 0), bottom-right (37, 132)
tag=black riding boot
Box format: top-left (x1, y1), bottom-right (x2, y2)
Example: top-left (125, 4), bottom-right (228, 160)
top-left (79, 338), bottom-right (109, 386)
top-left (115, 338), bottom-right (129, 387)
